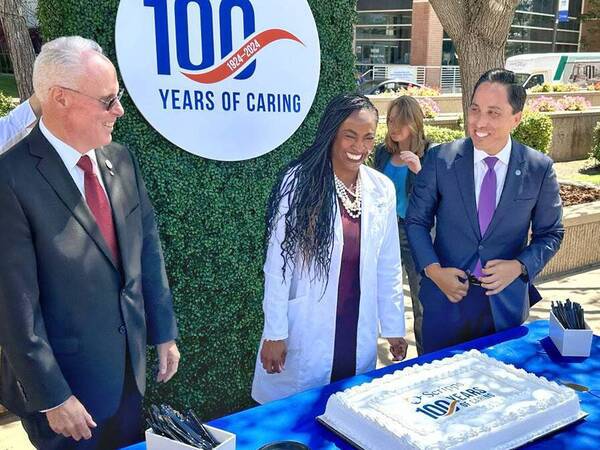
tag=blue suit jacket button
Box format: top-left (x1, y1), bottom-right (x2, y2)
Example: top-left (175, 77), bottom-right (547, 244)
top-left (118, 324), bottom-right (127, 334)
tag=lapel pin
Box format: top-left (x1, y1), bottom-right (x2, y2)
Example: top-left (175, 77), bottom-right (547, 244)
top-left (515, 169), bottom-right (522, 176)
top-left (105, 159), bottom-right (115, 175)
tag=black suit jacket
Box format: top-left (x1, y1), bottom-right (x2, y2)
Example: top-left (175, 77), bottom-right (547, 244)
top-left (0, 125), bottom-right (178, 419)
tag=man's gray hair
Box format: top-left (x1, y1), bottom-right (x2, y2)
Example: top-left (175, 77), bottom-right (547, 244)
top-left (33, 36), bottom-right (104, 103)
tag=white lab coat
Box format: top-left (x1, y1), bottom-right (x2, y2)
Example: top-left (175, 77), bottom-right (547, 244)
top-left (252, 165), bottom-right (405, 404)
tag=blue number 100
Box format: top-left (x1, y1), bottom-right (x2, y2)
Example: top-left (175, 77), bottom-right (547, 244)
top-left (144, 0), bottom-right (256, 79)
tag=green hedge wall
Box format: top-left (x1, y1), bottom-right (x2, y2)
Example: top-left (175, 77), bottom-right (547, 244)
top-left (37, 0), bottom-right (358, 419)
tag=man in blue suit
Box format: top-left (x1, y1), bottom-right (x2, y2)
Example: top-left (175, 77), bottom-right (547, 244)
top-left (406, 69), bottom-right (563, 353)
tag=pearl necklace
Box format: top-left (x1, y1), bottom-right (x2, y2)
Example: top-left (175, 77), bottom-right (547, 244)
top-left (334, 173), bottom-right (362, 218)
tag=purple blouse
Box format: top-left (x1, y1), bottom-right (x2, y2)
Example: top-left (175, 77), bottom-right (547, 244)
top-left (330, 201), bottom-right (361, 382)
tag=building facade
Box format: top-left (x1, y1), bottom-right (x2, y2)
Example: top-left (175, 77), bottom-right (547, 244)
top-left (355, 0), bottom-right (589, 89)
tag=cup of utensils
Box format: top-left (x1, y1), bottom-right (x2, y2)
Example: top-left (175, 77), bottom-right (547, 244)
top-left (145, 404), bottom-right (235, 450)
top-left (549, 299), bottom-right (593, 357)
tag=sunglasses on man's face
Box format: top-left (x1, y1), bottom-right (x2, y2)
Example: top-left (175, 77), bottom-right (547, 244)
top-left (59, 86), bottom-right (125, 111)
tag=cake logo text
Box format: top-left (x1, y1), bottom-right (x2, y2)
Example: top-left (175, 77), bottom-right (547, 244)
top-left (413, 385), bottom-right (496, 420)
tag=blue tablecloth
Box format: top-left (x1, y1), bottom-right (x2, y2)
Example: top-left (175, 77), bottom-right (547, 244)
top-left (125, 320), bottom-right (600, 449)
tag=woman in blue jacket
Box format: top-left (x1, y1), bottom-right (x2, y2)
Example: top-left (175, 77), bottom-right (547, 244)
top-left (374, 95), bottom-right (433, 355)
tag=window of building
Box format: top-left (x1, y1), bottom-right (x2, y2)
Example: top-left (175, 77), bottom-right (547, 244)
top-left (357, 11), bottom-right (412, 26)
top-left (509, 27), bottom-right (554, 42)
top-left (442, 39), bottom-right (458, 66)
top-left (355, 41), bottom-right (411, 65)
top-left (354, 5), bottom-right (413, 66)
top-left (516, 0), bottom-right (555, 15)
top-left (506, 41), bottom-right (578, 56)
top-left (444, 1), bottom-right (583, 63)
top-left (357, 0), bottom-right (412, 11)
top-left (513, 11), bottom-right (581, 31)
top-left (555, 44), bottom-right (580, 53)
top-left (515, 0), bottom-right (582, 15)
top-left (355, 26), bottom-right (411, 40)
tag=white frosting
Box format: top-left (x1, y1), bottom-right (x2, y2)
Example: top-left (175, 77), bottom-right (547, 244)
top-left (318, 350), bottom-right (582, 450)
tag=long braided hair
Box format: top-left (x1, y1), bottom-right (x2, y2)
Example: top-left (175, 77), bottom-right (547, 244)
top-left (265, 93), bottom-right (379, 281)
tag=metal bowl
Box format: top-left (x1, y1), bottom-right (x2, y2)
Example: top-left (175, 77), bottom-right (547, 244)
top-left (258, 441), bottom-right (310, 450)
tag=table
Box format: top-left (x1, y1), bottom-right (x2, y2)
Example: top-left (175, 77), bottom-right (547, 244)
top-left (125, 320), bottom-right (600, 449)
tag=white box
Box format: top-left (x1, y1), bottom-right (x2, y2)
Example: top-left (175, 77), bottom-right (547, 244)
top-left (549, 310), bottom-right (593, 357)
top-left (146, 425), bottom-right (236, 450)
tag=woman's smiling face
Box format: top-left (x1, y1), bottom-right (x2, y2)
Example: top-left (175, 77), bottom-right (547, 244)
top-left (330, 108), bottom-right (378, 176)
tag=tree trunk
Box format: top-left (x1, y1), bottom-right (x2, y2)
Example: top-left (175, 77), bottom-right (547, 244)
top-left (0, 0), bottom-right (36, 99)
top-left (454, 39), bottom-right (507, 120)
top-left (429, 0), bottom-right (520, 127)
top-left (581, 0), bottom-right (600, 51)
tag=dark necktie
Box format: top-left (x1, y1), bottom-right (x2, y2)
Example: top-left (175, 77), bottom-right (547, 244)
top-left (473, 156), bottom-right (498, 278)
top-left (77, 155), bottom-right (120, 264)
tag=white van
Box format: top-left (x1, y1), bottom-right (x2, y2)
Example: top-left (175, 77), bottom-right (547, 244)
top-left (505, 53), bottom-right (600, 89)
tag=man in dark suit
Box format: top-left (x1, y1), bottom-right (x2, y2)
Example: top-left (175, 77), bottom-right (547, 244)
top-left (0, 36), bottom-right (180, 449)
top-left (406, 69), bottom-right (563, 354)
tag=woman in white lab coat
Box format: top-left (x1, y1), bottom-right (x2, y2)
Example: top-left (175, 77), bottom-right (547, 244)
top-left (252, 93), bottom-right (407, 404)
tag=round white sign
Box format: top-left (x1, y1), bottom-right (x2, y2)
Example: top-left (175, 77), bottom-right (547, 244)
top-left (115, 0), bottom-right (320, 161)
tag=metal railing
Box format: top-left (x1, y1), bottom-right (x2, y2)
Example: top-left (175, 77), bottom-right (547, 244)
top-left (358, 64), bottom-right (462, 93)
top-left (415, 66), bottom-right (426, 85)
top-left (441, 66), bottom-right (461, 94)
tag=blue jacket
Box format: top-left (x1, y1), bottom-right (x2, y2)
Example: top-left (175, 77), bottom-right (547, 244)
top-left (405, 138), bottom-right (563, 330)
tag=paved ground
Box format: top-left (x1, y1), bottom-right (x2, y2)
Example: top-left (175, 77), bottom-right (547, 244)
top-left (1, 266), bottom-right (599, 449)
top-left (554, 158), bottom-right (600, 186)
top-left (0, 414), bottom-right (31, 450)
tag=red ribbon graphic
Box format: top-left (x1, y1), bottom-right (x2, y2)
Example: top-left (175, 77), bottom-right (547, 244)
top-left (182, 28), bottom-right (304, 84)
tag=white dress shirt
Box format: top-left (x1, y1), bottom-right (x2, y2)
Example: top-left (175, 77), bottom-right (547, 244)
top-left (39, 118), bottom-right (108, 199)
top-left (473, 137), bottom-right (512, 208)
top-left (0, 100), bottom-right (36, 154)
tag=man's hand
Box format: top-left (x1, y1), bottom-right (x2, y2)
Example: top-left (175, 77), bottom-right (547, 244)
top-left (387, 337), bottom-right (408, 361)
top-left (399, 151), bottom-right (422, 174)
top-left (480, 259), bottom-right (522, 296)
top-left (426, 264), bottom-right (469, 303)
top-left (260, 339), bottom-right (287, 374)
top-left (46, 395), bottom-right (96, 441)
top-left (156, 340), bottom-right (180, 383)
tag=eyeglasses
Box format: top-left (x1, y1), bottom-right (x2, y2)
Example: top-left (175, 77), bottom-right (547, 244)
top-left (59, 86), bottom-right (124, 111)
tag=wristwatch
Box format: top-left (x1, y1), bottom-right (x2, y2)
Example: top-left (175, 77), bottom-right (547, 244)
top-left (519, 261), bottom-right (529, 281)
